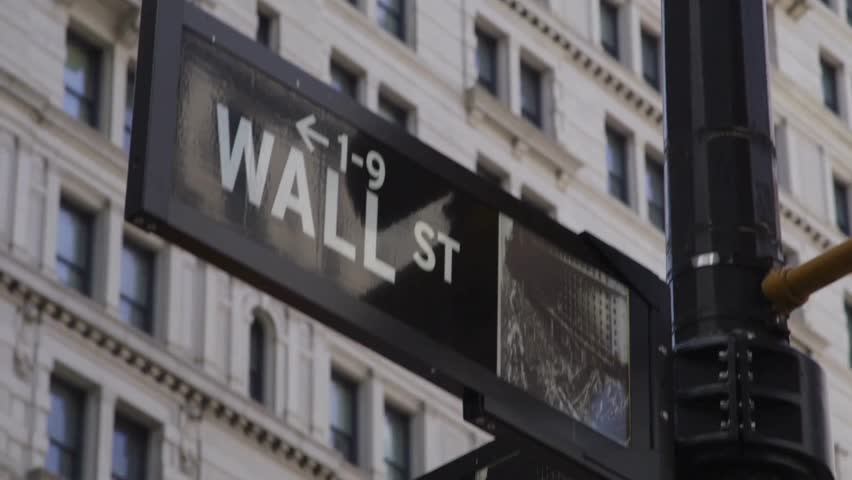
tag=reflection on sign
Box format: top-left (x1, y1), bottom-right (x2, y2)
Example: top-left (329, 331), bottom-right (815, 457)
top-left (498, 216), bottom-right (631, 444)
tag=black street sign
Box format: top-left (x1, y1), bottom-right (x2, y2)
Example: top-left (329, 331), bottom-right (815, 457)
top-left (127, 1), bottom-right (672, 479)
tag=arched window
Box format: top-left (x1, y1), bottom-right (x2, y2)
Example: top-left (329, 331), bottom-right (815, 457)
top-left (249, 316), bottom-right (266, 404)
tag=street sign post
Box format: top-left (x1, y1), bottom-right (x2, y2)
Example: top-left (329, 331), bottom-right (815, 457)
top-left (127, 1), bottom-right (673, 478)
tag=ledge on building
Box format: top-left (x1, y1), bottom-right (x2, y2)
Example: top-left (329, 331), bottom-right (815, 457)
top-left (464, 85), bottom-right (581, 183)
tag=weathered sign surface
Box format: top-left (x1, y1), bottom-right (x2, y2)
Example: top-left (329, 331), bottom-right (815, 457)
top-left (127, 1), bottom-right (672, 478)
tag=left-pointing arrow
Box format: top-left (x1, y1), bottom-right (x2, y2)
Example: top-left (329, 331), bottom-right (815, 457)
top-left (296, 114), bottom-right (330, 152)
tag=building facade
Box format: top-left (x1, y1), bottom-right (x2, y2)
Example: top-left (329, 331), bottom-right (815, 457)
top-left (0, 0), bottom-right (851, 478)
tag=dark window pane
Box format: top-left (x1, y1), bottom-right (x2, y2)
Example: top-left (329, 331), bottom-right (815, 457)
top-left (384, 407), bottom-right (410, 480)
top-left (646, 159), bottom-right (665, 230)
top-left (47, 379), bottom-right (85, 480)
top-left (256, 10), bottom-right (274, 49)
top-left (606, 128), bottom-right (629, 205)
top-left (846, 303), bottom-right (852, 367)
top-left (821, 58), bottom-right (840, 114)
top-left (378, 0), bottom-right (405, 40)
top-left (330, 61), bottom-right (359, 100)
top-left (120, 241), bottom-right (154, 333)
top-left (112, 416), bottom-right (148, 480)
top-left (330, 372), bottom-right (358, 463)
top-left (835, 179), bottom-right (850, 235)
top-left (249, 318), bottom-right (265, 403)
top-left (476, 163), bottom-right (505, 187)
top-left (378, 95), bottom-right (408, 128)
top-left (641, 31), bottom-right (660, 90)
top-left (476, 28), bottom-right (498, 95)
top-left (64, 32), bottom-right (101, 128)
top-left (847, 3), bottom-right (852, 25)
top-left (57, 201), bottom-right (93, 296)
top-left (124, 69), bottom-right (135, 152)
top-left (520, 62), bottom-right (542, 128)
top-left (600, 1), bottom-right (619, 58)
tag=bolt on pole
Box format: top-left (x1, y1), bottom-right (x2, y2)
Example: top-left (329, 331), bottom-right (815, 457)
top-left (662, 1), bottom-right (832, 478)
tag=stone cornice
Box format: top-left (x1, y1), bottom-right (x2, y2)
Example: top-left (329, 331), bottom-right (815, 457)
top-left (0, 255), bottom-right (353, 480)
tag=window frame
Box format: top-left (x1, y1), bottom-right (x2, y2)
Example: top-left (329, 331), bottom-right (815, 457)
top-left (119, 239), bottom-right (156, 334)
top-left (256, 4), bottom-right (279, 52)
top-left (248, 315), bottom-right (268, 404)
top-left (64, 29), bottom-right (103, 129)
top-left (330, 371), bottom-right (359, 464)
top-left (605, 126), bottom-right (630, 206)
top-left (821, 55), bottom-right (842, 116)
top-left (519, 60), bottom-right (544, 129)
top-left (377, 92), bottom-right (411, 131)
top-left (47, 377), bottom-right (87, 480)
top-left (111, 414), bottom-right (150, 480)
top-left (600, 0), bottom-right (620, 59)
top-left (475, 158), bottom-right (509, 190)
top-left (377, 0), bottom-right (407, 42)
top-left (475, 27), bottom-right (499, 96)
top-left (641, 28), bottom-right (661, 91)
top-left (329, 58), bottom-right (362, 101)
top-left (834, 176), bottom-right (851, 235)
top-left (57, 198), bottom-right (95, 296)
top-left (645, 154), bottom-right (665, 231)
top-left (383, 404), bottom-right (411, 480)
top-left (124, 67), bottom-right (136, 152)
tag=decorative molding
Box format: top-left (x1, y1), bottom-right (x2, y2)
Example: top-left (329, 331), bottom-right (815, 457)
top-left (498, 0), bottom-right (664, 128)
top-left (465, 86), bottom-right (581, 178)
top-left (0, 265), bottom-right (343, 480)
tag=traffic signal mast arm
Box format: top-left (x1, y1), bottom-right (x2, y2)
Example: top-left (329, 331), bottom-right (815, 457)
top-left (763, 238), bottom-right (852, 314)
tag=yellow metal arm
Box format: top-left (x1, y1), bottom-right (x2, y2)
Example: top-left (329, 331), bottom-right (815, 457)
top-left (763, 239), bottom-right (852, 314)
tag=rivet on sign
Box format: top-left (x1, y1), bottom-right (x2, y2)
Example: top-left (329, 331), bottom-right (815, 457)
top-left (657, 345), bottom-right (668, 356)
top-left (660, 410), bottom-right (669, 422)
top-left (212, 35), bottom-right (216, 44)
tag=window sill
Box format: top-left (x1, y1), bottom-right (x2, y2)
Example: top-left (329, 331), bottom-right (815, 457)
top-left (464, 86), bottom-right (581, 185)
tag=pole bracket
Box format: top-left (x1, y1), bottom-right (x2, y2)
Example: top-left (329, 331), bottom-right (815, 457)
top-left (673, 333), bottom-right (832, 479)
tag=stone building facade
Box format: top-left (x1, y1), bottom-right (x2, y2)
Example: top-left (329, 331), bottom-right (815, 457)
top-left (0, 0), bottom-right (851, 479)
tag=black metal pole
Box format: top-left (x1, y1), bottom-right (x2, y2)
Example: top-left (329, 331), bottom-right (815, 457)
top-left (663, 1), bottom-right (832, 478)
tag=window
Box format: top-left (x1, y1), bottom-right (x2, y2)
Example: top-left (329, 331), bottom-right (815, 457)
top-left (521, 187), bottom-right (555, 217)
top-left (112, 415), bottom-right (149, 480)
top-left (47, 378), bottom-right (85, 480)
top-left (378, 94), bottom-right (409, 129)
top-left (846, 302), bottom-right (852, 367)
top-left (847, 2), bottom-right (852, 25)
top-left (256, 7), bottom-right (278, 50)
top-left (330, 60), bottom-right (360, 100)
top-left (600, 1), bottom-right (619, 59)
top-left (476, 161), bottom-right (507, 188)
top-left (377, 0), bottom-right (406, 41)
top-left (835, 178), bottom-right (850, 235)
top-left (476, 28), bottom-right (498, 95)
top-left (124, 69), bottom-right (135, 152)
top-left (821, 57), bottom-right (840, 115)
top-left (520, 61), bottom-right (543, 128)
top-left (64, 31), bottom-right (102, 128)
top-left (330, 372), bottom-right (358, 464)
top-left (606, 127), bottom-right (629, 205)
top-left (57, 200), bottom-right (94, 296)
top-left (641, 30), bottom-right (661, 91)
top-left (249, 317), bottom-right (267, 403)
top-left (384, 406), bottom-right (410, 480)
top-left (120, 240), bottom-right (155, 334)
top-left (646, 157), bottom-right (665, 231)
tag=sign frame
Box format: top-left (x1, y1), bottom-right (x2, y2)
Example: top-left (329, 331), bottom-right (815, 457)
top-left (127, 1), bottom-right (673, 478)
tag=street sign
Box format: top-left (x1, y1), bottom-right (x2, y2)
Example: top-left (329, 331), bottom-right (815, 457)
top-left (127, 1), bottom-right (672, 478)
